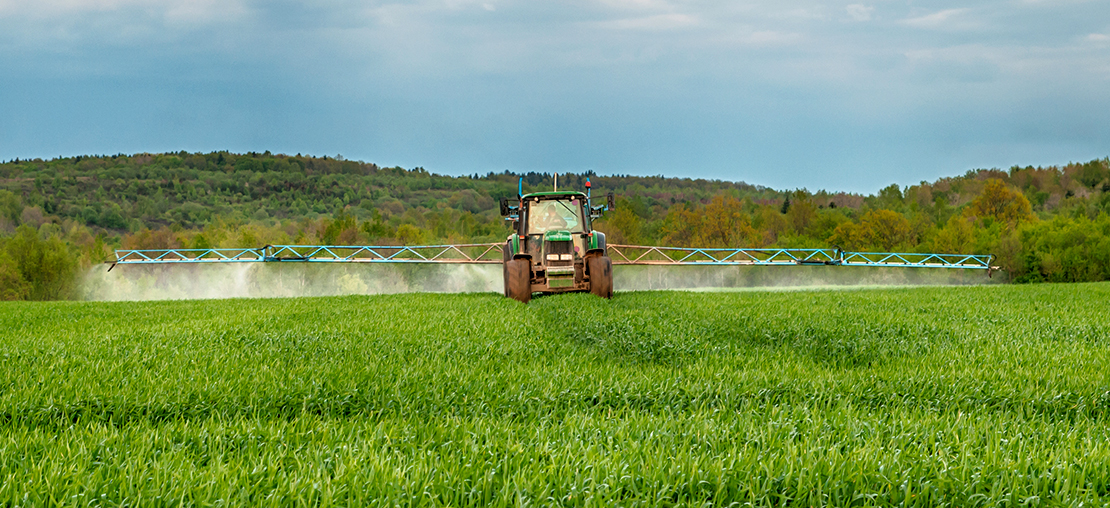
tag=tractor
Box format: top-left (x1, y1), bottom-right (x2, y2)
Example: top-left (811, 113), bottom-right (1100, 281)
top-left (499, 178), bottom-right (615, 303)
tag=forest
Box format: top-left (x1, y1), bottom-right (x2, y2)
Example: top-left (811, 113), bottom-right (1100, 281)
top-left (1, 151), bottom-right (1108, 300)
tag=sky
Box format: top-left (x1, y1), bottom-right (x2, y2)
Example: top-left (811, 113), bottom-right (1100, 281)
top-left (0, 0), bottom-right (1107, 193)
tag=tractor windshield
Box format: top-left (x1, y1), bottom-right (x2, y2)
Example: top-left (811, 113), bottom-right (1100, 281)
top-left (528, 198), bottom-right (585, 234)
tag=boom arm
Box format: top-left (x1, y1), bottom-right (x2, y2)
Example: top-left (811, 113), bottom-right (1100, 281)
top-left (108, 243), bottom-right (997, 272)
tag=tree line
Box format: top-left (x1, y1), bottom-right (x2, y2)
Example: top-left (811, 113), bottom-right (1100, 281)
top-left (1, 152), bottom-right (1109, 299)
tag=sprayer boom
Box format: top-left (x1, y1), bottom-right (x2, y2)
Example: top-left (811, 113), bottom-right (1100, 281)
top-left (109, 243), bottom-right (995, 271)
top-left (606, 245), bottom-right (995, 270)
top-left (108, 243), bottom-right (505, 270)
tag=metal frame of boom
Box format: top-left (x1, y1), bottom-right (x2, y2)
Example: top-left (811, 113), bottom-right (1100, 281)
top-left (108, 243), bottom-right (996, 272)
top-left (107, 244), bottom-right (504, 269)
top-left (606, 245), bottom-right (995, 270)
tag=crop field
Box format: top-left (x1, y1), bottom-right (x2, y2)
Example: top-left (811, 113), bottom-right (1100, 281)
top-left (1, 284), bottom-right (1109, 506)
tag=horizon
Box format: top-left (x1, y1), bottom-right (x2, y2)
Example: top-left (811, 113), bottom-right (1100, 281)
top-left (5, 150), bottom-right (1105, 197)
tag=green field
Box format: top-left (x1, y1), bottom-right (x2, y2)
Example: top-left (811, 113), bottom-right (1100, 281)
top-left (2, 284), bottom-right (1109, 506)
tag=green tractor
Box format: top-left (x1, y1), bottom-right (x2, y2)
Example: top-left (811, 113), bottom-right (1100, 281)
top-left (500, 178), bottom-right (615, 303)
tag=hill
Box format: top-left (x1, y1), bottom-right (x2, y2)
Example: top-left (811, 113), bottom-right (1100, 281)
top-left (0, 152), bottom-right (1109, 299)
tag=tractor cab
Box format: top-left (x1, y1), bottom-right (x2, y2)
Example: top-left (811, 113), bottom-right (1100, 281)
top-left (519, 193), bottom-right (589, 271)
top-left (526, 196), bottom-right (587, 235)
top-left (499, 182), bottom-right (615, 303)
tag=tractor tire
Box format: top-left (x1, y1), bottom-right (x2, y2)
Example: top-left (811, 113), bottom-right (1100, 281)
top-left (505, 259), bottom-right (532, 303)
top-left (588, 255), bottom-right (613, 299)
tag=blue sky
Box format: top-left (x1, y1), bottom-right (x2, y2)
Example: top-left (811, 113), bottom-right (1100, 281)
top-left (1, 0), bottom-right (1107, 193)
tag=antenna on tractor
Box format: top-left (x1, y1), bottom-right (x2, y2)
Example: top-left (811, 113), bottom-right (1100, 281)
top-left (585, 177), bottom-right (591, 199)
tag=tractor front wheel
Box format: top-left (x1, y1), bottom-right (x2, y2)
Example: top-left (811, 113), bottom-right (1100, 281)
top-left (505, 259), bottom-right (532, 303)
top-left (588, 255), bottom-right (613, 299)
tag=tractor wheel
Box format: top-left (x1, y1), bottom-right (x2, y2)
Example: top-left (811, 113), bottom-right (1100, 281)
top-left (505, 259), bottom-right (532, 303)
top-left (588, 255), bottom-right (613, 299)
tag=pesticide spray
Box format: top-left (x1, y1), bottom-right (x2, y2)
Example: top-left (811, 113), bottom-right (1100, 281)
top-left (82, 262), bottom-right (1001, 301)
top-left (83, 262), bottom-right (502, 301)
top-left (614, 264), bottom-right (1005, 292)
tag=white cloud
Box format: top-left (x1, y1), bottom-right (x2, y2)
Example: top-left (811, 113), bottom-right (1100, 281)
top-left (166, 0), bottom-right (248, 24)
top-left (1087, 33), bottom-right (1110, 42)
top-left (0, 0), bottom-right (241, 18)
top-left (845, 4), bottom-right (873, 22)
top-left (769, 7), bottom-right (826, 20)
top-left (0, 0), bottom-right (248, 26)
top-left (442, 0), bottom-right (499, 11)
top-left (598, 0), bottom-right (678, 11)
top-left (598, 13), bottom-right (697, 31)
top-left (900, 8), bottom-right (970, 29)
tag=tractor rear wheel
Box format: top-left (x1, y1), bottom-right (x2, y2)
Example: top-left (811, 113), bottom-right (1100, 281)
top-left (588, 255), bottom-right (613, 299)
top-left (505, 258), bottom-right (532, 303)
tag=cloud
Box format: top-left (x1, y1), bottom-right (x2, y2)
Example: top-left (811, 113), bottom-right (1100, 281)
top-left (0, 0), bottom-right (250, 46)
top-left (845, 4), bottom-right (873, 22)
top-left (0, 0), bottom-right (247, 21)
top-left (766, 7), bottom-right (826, 20)
top-left (598, 0), bottom-right (679, 11)
top-left (1, 0), bottom-right (1109, 193)
top-left (900, 8), bottom-right (971, 29)
top-left (598, 13), bottom-right (697, 30)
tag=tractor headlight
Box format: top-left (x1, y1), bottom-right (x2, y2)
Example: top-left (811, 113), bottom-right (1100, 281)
top-left (559, 254), bottom-right (573, 261)
top-left (546, 254), bottom-right (559, 261)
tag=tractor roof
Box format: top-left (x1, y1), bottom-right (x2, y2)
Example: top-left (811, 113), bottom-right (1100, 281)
top-left (521, 191), bottom-right (587, 200)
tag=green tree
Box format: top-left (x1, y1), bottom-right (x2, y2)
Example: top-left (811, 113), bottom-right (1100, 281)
top-left (828, 210), bottom-right (911, 251)
top-left (0, 190), bottom-right (21, 224)
top-left (4, 225), bottom-right (78, 300)
top-left (756, 206), bottom-right (789, 245)
top-left (697, 195), bottom-right (756, 247)
top-left (395, 224), bottom-right (428, 245)
top-left (1018, 216), bottom-right (1110, 282)
top-left (967, 179), bottom-right (1034, 228)
top-left (0, 250), bottom-right (31, 301)
top-left (660, 204), bottom-right (701, 247)
top-left (97, 203), bottom-right (128, 230)
top-left (322, 209), bottom-right (358, 245)
top-left (1078, 160), bottom-right (1106, 188)
top-left (807, 210), bottom-right (848, 245)
top-left (933, 215), bottom-right (974, 254)
top-left (600, 208), bottom-right (643, 244)
top-left (361, 210), bottom-right (396, 240)
top-left (861, 209), bottom-right (912, 251)
top-left (827, 222), bottom-right (865, 251)
top-left (785, 192), bottom-right (817, 235)
top-left (876, 184), bottom-right (904, 210)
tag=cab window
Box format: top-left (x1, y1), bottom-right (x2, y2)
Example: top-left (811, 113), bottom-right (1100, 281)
top-left (527, 199), bottom-right (585, 234)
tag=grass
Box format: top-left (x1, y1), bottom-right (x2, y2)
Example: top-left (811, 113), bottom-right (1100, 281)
top-left (1, 283), bottom-right (1109, 505)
